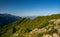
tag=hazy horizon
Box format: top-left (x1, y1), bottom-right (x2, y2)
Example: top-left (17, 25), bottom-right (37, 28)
top-left (0, 0), bottom-right (60, 16)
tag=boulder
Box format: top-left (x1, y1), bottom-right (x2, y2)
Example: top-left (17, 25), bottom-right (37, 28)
top-left (42, 34), bottom-right (52, 37)
top-left (53, 33), bottom-right (59, 37)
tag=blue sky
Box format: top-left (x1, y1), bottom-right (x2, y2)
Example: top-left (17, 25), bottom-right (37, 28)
top-left (0, 0), bottom-right (60, 16)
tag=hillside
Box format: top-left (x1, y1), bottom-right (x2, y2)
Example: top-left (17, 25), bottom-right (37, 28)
top-left (0, 14), bottom-right (60, 37)
top-left (0, 13), bottom-right (21, 26)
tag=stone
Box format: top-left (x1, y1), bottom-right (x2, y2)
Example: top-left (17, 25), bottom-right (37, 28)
top-left (53, 33), bottom-right (59, 37)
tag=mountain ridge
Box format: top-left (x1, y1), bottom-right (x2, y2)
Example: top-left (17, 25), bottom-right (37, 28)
top-left (0, 14), bottom-right (60, 37)
top-left (0, 13), bottom-right (21, 26)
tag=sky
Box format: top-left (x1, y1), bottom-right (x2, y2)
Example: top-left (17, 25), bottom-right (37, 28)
top-left (0, 0), bottom-right (60, 16)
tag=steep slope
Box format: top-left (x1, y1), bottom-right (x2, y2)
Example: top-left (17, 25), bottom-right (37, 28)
top-left (1, 14), bottom-right (60, 37)
top-left (0, 18), bottom-right (30, 37)
top-left (0, 13), bottom-right (21, 26)
top-left (25, 19), bottom-right (60, 37)
top-left (10, 14), bottom-right (60, 37)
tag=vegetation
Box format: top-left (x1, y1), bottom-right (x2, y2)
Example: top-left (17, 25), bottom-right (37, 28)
top-left (0, 14), bottom-right (60, 37)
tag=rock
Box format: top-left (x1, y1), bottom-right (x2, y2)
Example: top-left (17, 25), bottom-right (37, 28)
top-left (42, 34), bottom-right (52, 37)
top-left (13, 33), bottom-right (19, 37)
top-left (49, 19), bottom-right (60, 25)
top-left (38, 28), bottom-right (46, 33)
top-left (54, 19), bottom-right (60, 25)
top-left (57, 29), bottom-right (60, 34)
top-left (29, 28), bottom-right (38, 34)
top-left (49, 19), bottom-right (56, 23)
top-left (29, 28), bottom-right (47, 34)
top-left (53, 33), bottom-right (59, 37)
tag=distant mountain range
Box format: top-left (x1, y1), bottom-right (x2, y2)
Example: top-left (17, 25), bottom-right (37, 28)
top-left (22, 16), bottom-right (36, 20)
top-left (0, 13), bottom-right (21, 26)
top-left (26, 16), bottom-right (36, 20)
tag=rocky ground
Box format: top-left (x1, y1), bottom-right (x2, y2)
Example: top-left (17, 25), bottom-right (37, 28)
top-left (25, 19), bottom-right (60, 37)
